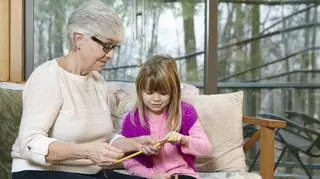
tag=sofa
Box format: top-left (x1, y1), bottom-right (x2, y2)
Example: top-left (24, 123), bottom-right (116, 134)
top-left (0, 82), bottom-right (286, 179)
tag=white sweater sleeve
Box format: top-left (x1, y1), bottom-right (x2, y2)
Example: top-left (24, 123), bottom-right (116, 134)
top-left (17, 68), bottom-right (62, 166)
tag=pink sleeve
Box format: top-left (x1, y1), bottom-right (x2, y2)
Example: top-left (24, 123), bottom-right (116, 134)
top-left (181, 120), bottom-right (212, 156)
top-left (123, 158), bottom-right (161, 178)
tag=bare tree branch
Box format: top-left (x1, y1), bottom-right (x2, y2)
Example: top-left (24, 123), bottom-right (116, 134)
top-left (219, 5), bottom-right (317, 61)
top-left (219, 47), bottom-right (320, 81)
top-left (162, 0), bottom-right (320, 5)
top-left (248, 70), bottom-right (320, 82)
top-left (261, 4), bottom-right (317, 33)
top-left (219, 0), bottom-right (320, 5)
top-left (219, 23), bottom-right (320, 50)
top-left (102, 51), bottom-right (205, 71)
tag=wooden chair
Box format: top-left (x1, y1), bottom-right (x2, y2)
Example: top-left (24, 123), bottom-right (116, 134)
top-left (256, 113), bottom-right (320, 179)
top-left (242, 116), bottom-right (287, 179)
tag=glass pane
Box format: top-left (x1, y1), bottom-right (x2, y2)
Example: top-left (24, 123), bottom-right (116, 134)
top-left (218, 1), bottom-right (320, 176)
top-left (33, 0), bottom-right (206, 85)
top-left (218, 1), bottom-right (320, 115)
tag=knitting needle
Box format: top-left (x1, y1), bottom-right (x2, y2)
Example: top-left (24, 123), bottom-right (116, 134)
top-left (115, 150), bottom-right (143, 164)
top-left (115, 142), bottom-right (163, 164)
top-left (115, 134), bottom-right (177, 164)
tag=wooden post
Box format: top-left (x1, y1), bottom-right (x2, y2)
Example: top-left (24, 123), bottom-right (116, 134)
top-left (10, 0), bottom-right (25, 82)
top-left (260, 127), bottom-right (275, 179)
top-left (0, 0), bottom-right (10, 81)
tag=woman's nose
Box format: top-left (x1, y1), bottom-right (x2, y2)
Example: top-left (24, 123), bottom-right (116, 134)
top-left (105, 49), bottom-right (115, 59)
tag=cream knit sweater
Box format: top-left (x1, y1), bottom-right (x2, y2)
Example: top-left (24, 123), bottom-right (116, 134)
top-left (11, 60), bottom-right (125, 174)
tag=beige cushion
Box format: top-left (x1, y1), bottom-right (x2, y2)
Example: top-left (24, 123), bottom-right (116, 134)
top-left (182, 91), bottom-right (246, 172)
top-left (0, 83), bottom-right (23, 179)
top-left (115, 170), bottom-right (261, 179)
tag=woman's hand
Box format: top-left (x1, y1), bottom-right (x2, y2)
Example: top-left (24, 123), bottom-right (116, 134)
top-left (138, 143), bottom-right (159, 156)
top-left (111, 137), bottom-right (159, 155)
top-left (85, 142), bottom-right (124, 166)
top-left (133, 135), bottom-right (158, 145)
top-left (150, 173), bottom-right (171, 179)
top-left (133, 136), bottom-right (162, 155)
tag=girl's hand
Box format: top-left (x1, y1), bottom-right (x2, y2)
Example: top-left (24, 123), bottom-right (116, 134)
top-left (164, 131), bottom-right (188, 146)
top-left (84, 142), bottom-right (124, 166)
top-left (150, 173), bottom-right (171, 179)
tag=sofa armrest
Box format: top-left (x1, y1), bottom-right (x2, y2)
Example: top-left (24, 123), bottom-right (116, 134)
top-left (242, 116), bottom-right (287, 179)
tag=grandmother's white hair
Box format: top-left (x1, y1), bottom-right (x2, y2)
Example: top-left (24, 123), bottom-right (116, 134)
top-left (67, 0), bottom-right (124, 49)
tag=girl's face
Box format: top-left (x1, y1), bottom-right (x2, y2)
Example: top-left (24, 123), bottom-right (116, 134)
top-left (142, 90), bottom-right (171, 116)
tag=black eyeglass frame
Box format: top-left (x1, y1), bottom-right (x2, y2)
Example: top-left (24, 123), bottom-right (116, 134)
top-left (91, 36), bottom-right (120, 54)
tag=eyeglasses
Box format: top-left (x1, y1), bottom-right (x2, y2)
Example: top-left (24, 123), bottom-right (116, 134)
top-left (91, 36), bottom-right (120, 54)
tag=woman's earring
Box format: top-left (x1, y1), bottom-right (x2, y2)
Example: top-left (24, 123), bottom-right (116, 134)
top-left (77, 47), bottom-right (80, 50)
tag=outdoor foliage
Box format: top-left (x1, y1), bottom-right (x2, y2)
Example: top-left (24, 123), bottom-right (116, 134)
top-left (32, 1), bottom-right (320, 176)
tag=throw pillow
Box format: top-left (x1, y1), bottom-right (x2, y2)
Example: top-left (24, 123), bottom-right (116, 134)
top-left (0, 86), bottom-right (23, 179)
top-left (182, 91), bottom-right (246, 172)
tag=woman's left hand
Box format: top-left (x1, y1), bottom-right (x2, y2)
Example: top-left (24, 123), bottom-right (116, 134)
top-left (132, 136), bottom-right (161, 155)
top-left (112, 137), bottom-right (159, 155)
top-left (133, 135), bottom-right (158, 145)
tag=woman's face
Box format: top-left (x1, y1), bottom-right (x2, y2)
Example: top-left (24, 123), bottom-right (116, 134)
top-left (78, 34), bottom-right (121, 72)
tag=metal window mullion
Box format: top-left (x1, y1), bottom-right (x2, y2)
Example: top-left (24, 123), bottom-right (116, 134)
top-left (24, 0), bottom-right (34, 80)
top-left (204, 0), bottom-right (218, 94)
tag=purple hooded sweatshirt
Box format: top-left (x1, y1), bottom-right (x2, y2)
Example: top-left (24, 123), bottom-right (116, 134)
top-left (121, 101), bottom-right (198, 171)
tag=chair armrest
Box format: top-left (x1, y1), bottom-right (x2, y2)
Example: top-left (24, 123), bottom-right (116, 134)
top-left (243, 116), bottom-right (287, 179)
top-left (243, 116), bottom-right (287, 128)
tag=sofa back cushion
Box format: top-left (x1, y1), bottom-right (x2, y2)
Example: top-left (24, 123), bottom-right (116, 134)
top-left (1, 83), bottom-right (247, 174)
top-left (182, 91), bottom-right (246, 172)
top-left (0, 84), bottom-right (23, 179)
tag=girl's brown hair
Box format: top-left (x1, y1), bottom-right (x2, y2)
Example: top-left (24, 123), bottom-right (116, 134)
top-left (134, 55), bottom-right (182, 131)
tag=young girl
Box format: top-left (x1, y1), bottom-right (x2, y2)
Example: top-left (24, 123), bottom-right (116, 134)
top-left (121, 55), bottom-right (212, 179)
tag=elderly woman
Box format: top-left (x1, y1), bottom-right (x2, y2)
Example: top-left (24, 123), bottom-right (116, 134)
top-left (11, 1), bottom-right (157, 179)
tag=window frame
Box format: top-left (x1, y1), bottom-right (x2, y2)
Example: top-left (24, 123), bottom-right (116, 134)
top-left (24, 0), bottom-right (218, 94)
top-left (25, 0), bottom-right (34, 80)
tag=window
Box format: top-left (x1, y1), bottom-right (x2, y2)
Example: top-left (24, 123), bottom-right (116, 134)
top-left (218, 1), bottom-right (320, 116)
top-left (29, 0), bottom-right (211, 90)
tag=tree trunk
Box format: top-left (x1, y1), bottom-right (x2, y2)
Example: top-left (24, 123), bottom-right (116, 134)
top-left (36, 21), bottom-right (44, 67)
top-left (309, 6), bottom-right (317, 116)
top-left (52, 0), bottom-right (65, 58)
top-left (234, 4), bottom-right (245, 81)
top-left (47, 16), bottom-right (53, 61)
top-left (248, 5), bottom-right (261, 116)
top-left (307, 5), bottom-right (318, 175)
top-left (220, 4), bottom-right (235, 79)
top-left (181, 0), bottom-right (197, 82)
top-left (147, 6), bottom-right (160, 59)
top-left (281, 5), bottom-right (293, 116)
